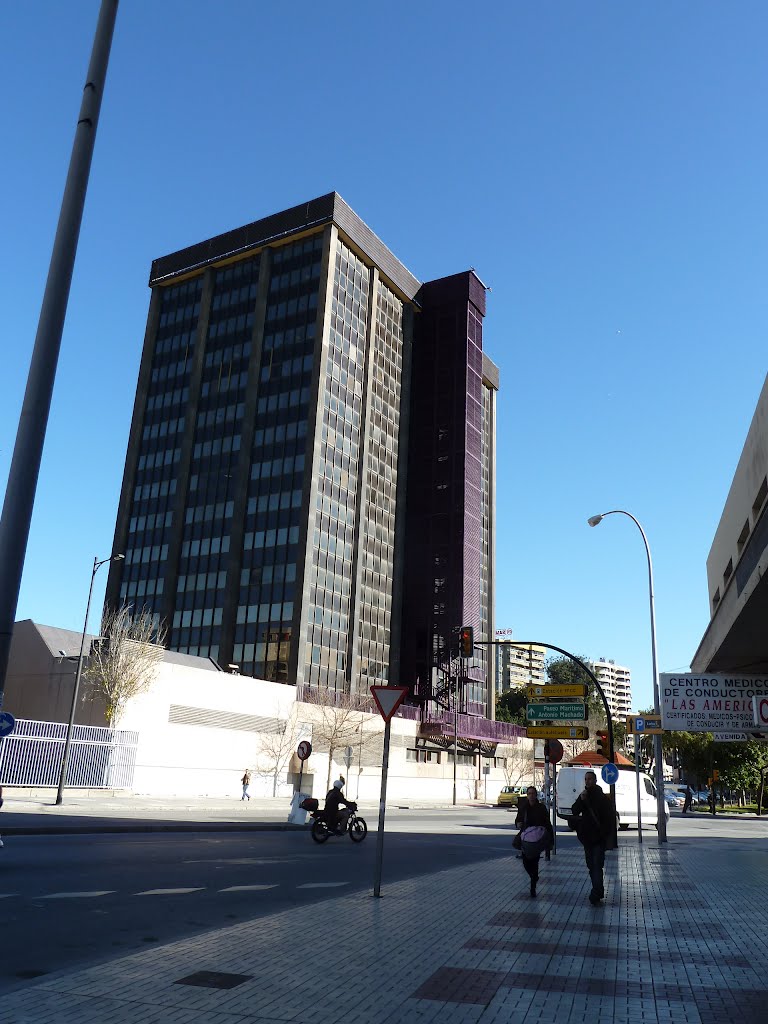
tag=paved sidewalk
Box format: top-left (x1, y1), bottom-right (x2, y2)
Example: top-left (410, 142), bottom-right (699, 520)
top-left (1, 832), bottom-right (764, 1023)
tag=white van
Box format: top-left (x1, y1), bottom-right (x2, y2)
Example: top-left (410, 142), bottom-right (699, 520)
top-left (556, 765), bottom-right (670, 831)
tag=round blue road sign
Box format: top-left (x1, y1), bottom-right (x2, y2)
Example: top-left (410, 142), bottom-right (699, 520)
top-left (0, 711), bottom-right (16, 738)
top-left (601, 762), bottom-right (619, 785)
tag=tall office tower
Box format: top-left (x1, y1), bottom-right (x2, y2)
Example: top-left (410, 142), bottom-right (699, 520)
top-left (106, 194), bottom-right (498, 712)
top-left (590, 658), bottom-right (632, 722)
top-left (399, 273), bottom-right (498, 719)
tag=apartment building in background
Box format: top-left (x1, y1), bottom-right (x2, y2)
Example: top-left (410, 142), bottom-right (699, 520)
top-left (105, 194), bottom-right (498, 717)
top-left (590, 658), bottom-right (632, 722)
top-left (495, 633), bottom-right (546, 693)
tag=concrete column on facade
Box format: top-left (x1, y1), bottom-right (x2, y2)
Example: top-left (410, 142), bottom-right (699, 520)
top-left (105, 286), bottom-right (164, 611)
top-left (290, 223), bottom-right (338, 690)
top-left (346, 267), bottom-right (380, 696)
top-left (388, 301), bottom-right (414, 689)
top-left (217, 249), bottom-right (273, 668)
top-left (158, 268), bottom-right (216, 628)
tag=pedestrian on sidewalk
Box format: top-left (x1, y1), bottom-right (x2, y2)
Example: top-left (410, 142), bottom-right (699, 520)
top-left (570, 770), bottom-right (614, 905)
top-left (241, 769), bottom-right (251, 801)
top-left (515, 786), bottom-right (553, 897)
top-left (682, 784), bottom-right (693, 814)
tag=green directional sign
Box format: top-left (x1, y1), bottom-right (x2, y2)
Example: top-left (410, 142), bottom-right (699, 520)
top-left (526, 701), bottom-right (587, 722)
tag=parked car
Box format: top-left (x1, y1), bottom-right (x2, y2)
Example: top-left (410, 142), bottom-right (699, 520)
top-left (663, 791), bottom-right (683, 808)
top-left (497, 785), bottom-right (533, 808)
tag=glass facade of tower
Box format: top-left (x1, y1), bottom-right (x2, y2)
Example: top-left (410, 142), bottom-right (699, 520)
top-left (234, 235), bottom-right (323, 679)
top-left (120, 277), bottom-right (201, 616)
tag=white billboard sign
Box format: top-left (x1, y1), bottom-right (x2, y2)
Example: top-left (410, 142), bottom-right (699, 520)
top-left (661, 674), bottom-right (768, 732)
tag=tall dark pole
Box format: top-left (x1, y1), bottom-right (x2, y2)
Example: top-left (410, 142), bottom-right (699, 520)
top-left (0, 0), bottom-right (119, 710)
top-left (55, 553), bottom-right (121, 805)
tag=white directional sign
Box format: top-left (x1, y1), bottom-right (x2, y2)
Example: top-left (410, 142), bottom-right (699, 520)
top-left (661, 673), bottom-right (768, 732)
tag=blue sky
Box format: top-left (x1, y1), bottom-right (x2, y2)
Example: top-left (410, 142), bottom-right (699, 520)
top-left (2, 2), bottom-right (767, 711)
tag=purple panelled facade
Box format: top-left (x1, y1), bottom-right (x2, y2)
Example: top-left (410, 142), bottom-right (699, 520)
top-left (400, 271), bottom-right (489, 718)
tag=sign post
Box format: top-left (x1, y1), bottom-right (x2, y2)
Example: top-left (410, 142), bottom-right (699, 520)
top-left (547, 738), bottom-right (563, 855)
top-left (296, 739), bottom-right (312, 796)
top-left (370, 685), bottom-right (409, 898)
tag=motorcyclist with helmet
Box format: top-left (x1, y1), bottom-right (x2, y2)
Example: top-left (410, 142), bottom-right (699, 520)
top-left (324, 777), bottom-right (355, 834)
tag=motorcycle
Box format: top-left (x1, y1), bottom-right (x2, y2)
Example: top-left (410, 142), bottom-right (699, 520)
top-left (300, 798), bottom-right (368, 843)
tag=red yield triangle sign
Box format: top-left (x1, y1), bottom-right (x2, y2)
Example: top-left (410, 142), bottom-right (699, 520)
top-left (370, 685), bottom-right (409, 723)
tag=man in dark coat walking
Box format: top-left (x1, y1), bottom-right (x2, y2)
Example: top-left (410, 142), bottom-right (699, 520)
top-left (571, 770), bottom-right (614, 905)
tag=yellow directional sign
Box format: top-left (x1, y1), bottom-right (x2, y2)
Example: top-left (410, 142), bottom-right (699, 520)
top-left (626, 715), bottom-right (663, 735)
top-left (526, 725), bottom-right (589, 740)
top-left (527, 683), bottom-right (587, 699)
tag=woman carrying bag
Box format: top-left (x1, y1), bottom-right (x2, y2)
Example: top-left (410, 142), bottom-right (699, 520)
top-left (514, 786), bottom-right (554, 897)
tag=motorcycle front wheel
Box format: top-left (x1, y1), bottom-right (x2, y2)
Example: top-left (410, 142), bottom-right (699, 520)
top-left (311, 819), bottom-right (330, 843)
top-left (349, 816), bottom-right (367, 842)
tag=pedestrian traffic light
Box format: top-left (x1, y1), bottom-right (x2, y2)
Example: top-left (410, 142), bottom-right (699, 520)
top-left (459, 626), bottom-right (474, 657)
top-left (596, 730), bottom-right (609, 758)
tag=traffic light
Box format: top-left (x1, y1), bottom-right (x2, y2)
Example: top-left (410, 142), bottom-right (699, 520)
top-left (459, 625), bottom-right (474, 657)
top-left (596, 730), bottom-right (609, 758)
top-left (712, 769), bottom-right (720, 782)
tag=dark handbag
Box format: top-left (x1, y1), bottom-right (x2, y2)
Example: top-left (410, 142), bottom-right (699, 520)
top-left (512, 831), bottom-right (522, 850)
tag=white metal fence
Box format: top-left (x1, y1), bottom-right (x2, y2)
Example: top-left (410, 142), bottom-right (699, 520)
top-left (0, 719), bottom-right (139, 789)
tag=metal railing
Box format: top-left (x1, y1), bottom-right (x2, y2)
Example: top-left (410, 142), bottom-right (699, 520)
top-left (0, 718), bottom-right (138, 789)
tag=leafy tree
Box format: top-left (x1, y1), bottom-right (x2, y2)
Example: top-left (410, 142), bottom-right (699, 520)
top-left (495, 686), bottom-right (527, 725)
top-left (83, 605), bottom-right (166, 726)
top-left (546, 656), bottom-right (604, 716)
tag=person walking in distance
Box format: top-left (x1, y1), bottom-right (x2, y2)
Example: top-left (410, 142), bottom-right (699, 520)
top-left (571, 770), bottom-right (614, 905)
top-left (515, 786), bottom-right (553, 897)
top-left (682, 784), bottom-right (693, 815)
top-left (241, 769), bottom-right (251, 801)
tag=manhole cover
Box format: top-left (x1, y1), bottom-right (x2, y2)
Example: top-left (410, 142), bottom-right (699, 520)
top-left (175, 970), bottom-right (252, 990)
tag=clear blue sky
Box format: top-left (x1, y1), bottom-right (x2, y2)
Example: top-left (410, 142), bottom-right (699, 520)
top-left (2, 2), bottom-right (767, 711)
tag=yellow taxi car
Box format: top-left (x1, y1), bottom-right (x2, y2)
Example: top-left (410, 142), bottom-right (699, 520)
top-left (497, 785), bottom-right (526, 808)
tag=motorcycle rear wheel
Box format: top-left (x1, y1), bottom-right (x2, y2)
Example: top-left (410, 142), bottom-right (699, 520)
top-left (349, 816), bottom-right (367, 842)
top-left (311, 819), bottom-right (330, 843)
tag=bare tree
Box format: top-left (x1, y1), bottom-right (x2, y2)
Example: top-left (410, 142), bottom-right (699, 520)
top-left (254, 706), bottom-right (298, 797)
top-left (301, 688), bottom-right (375, 791)
top-left (500, 738), bottom-right (534, 788)
top-left (83, 606), bottom-right (166, 726)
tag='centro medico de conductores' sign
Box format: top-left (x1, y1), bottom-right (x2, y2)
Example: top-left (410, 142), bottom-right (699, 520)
top-left (661, 674), bottom-right (768, 732)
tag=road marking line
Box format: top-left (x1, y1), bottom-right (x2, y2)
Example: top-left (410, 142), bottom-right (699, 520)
top-left (42, 891), bottom-right (115, 899)
top-left (297, 882), bottom-right (349, 888)
top-left (0, 894), bottom-right (17, 899)
top-left (136, 888), bottom-right (205, 896)
top-left (218, 884), bottom-right (278, 892)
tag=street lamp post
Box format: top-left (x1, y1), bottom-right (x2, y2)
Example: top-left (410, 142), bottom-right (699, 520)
top-left (55, 553), bottom-right (123, 805)
top-left (587, 510), bottom-right (667, 844)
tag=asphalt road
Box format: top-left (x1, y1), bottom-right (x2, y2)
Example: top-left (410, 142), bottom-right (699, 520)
top-left (0, 810), bottom-right (521, 994)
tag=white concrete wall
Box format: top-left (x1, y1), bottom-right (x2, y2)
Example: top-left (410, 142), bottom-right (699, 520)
top-left (118, 664), bottom-right (297, 798)
top-left (115, 663), bottom-right (527, 803)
